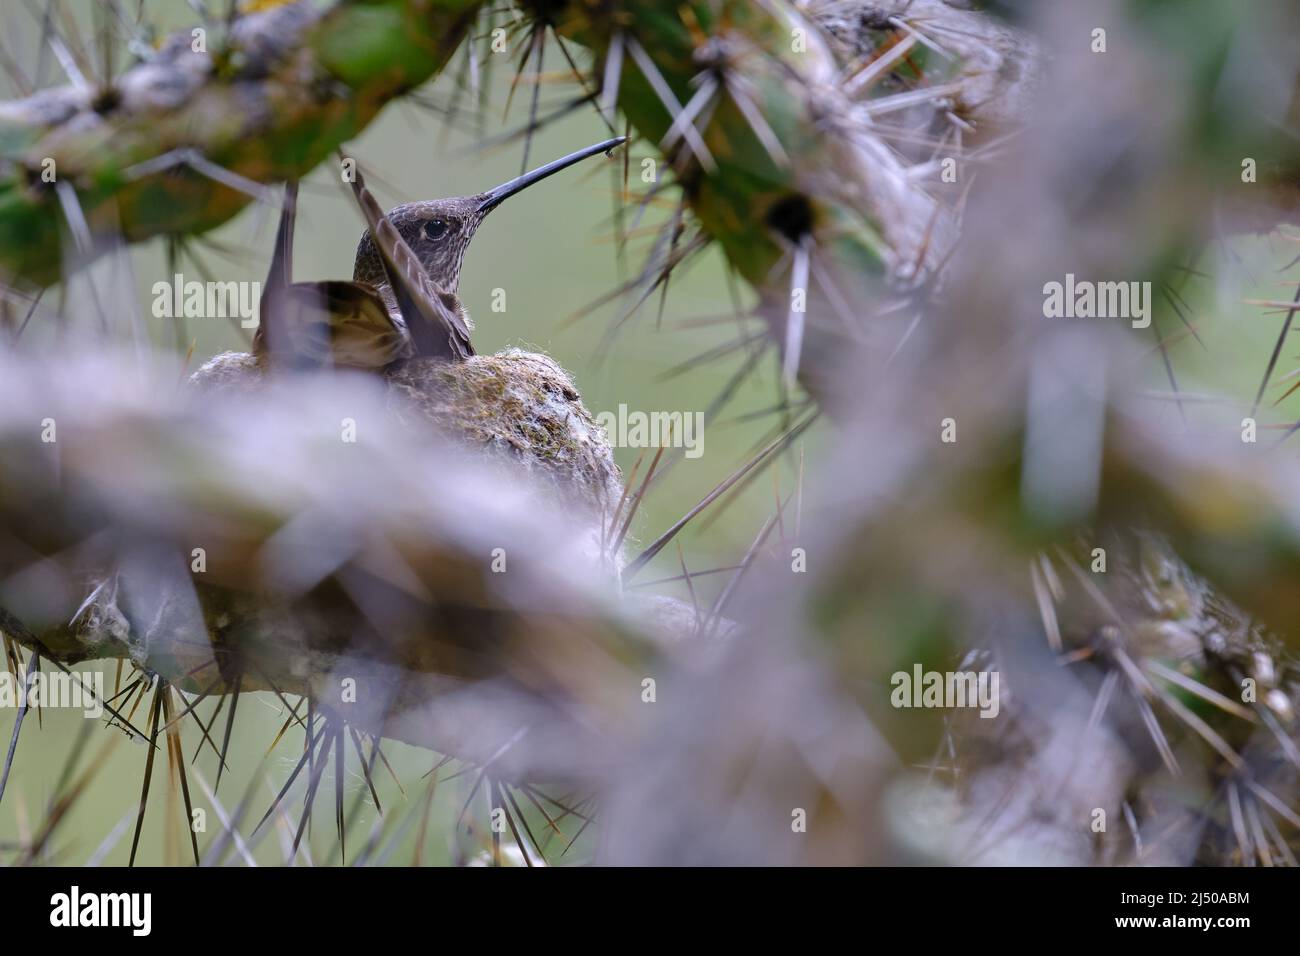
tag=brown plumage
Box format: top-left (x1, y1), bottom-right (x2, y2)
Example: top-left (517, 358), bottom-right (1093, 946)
top-left (345, 167), bottom-right (475, 361)
top-left (254, 137), bottom-right (626, 371)
top-left (255, 180), bottom-right (414, 368)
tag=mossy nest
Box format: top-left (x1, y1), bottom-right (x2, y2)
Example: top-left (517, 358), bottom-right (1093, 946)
top-left (190, 348), bottom-right (624, 552)
top-left (384, 349), bottom-right (623, 523)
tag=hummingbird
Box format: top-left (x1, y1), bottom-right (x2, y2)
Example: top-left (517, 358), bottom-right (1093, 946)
top-left (254, 136), bottom-right (626, 370)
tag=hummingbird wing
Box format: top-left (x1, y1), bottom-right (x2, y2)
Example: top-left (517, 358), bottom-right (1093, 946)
top-left (256, 181), bottom-right (413, 370)
top-left (253, 180), bottom-right (298, 359)
top-left (279, 281), bottom-right (414, 369)
top-left (345, 159), bottom-right (475, 361)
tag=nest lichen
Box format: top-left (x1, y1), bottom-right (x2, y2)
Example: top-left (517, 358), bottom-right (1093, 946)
top-left (384, 349), bottom-right (623, 523)
top-left (190, 347), bottom-right (624, 558)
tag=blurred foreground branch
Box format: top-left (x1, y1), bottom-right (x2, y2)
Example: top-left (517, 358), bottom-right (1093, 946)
top-left (0, 351), bottom-right (693, 781)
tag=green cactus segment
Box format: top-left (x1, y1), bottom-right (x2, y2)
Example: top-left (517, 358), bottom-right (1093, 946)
top-left (0, 0), bottom-right (486, 288)
top-left (564, 1), bottom-right (898, 305)
top-left (313, 2), bottom-right (461, 89)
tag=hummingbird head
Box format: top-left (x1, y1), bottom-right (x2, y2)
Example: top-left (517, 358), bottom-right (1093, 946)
top-left (353, 196), bottom-right (485, 294)
top-left (352, 136), bottom-right (626, 296)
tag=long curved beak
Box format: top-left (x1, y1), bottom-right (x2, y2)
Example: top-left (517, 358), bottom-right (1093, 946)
top-left (477, 136), bottom-right (626, 214)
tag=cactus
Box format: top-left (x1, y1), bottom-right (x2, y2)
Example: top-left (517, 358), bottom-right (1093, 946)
top-left (0, 0), bottom-right (1298, 869)
top-left (0, 0), bottom-right (487, 286)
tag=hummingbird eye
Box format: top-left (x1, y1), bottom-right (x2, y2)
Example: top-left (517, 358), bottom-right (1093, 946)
top-left (422, 218), bottom-right (449, 241)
